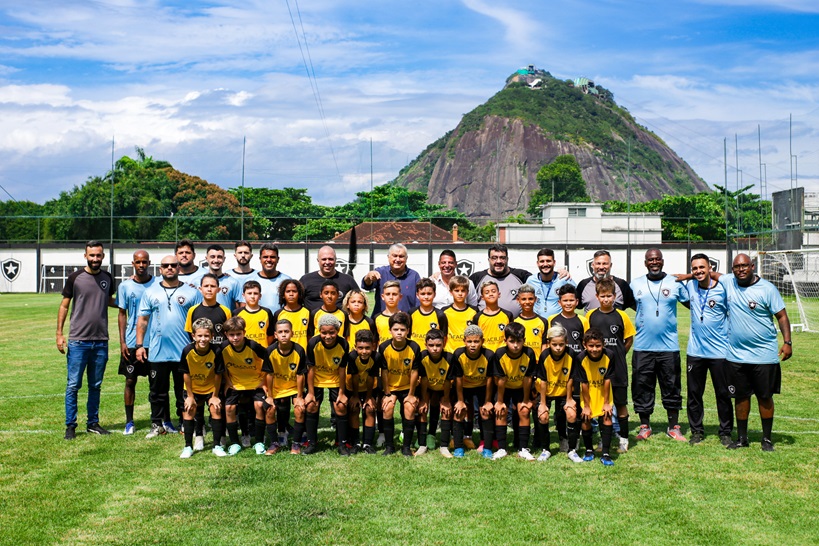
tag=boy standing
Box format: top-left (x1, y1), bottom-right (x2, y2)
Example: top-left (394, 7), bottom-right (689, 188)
top-left (234, 280), bottom-right (275, 348)
top-left (410, 278), bottom-right (448, 347)
top-left (415, 329), bottom-right (453, 454)
top-left (575, 328), bottom-right (616, 466)
top-left (442, 275), bottom-right (479, 355)
top-left (373, 280), bottom-right (404, 342)
top-left (475, 280), bottom-right (514, 352)
top-left (547, 285), bottom-right (589, 356)
top-left (513, 284), bottom-right (548, 359)
top-left (345, 329), bottom-right (380, 454)
top-left (185, 273), bottom-right (231, 345)
top-left (310, 280), bottom-right (348, 336)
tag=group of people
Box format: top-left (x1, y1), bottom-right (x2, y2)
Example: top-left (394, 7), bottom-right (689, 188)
top-left (58, 240), bottom-right (792, 464)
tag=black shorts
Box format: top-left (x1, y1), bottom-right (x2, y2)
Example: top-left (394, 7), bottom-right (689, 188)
top-left (612, 386), bottom-right (628, 408)
top-left (313, 387), bottom-right (340, 406)
top-left (463, 386), bottom-right (487, 406)
top-left (118, 350), bottom-right (149, 378)
top-left (183, 391), bottom-right (217, 407)
top-left (225, 387), bottom-right (265, 406)
top-left (728, 362), bottom-right (781, 399)
top-left (504, 388), bottom-right (526, 407)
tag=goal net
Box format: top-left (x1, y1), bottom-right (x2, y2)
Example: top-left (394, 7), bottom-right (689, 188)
top-left (758, 249), bottom-right (819, 332)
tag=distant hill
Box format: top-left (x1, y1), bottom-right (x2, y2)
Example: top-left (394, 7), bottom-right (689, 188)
top-left (392, 69), bottom-right (709, 219)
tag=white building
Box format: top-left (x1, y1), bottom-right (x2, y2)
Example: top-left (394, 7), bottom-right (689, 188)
top-left (496, 202), bottom-right (663, 245)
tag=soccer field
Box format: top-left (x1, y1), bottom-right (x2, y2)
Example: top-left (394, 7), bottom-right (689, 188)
top-left (1, 294), bottom-right (817, 545)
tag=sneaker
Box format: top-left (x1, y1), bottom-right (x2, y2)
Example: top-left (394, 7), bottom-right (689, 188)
top-left (463, 437), bottom-right (476, 450)
top-left (253, 442), bottom-right (266, 455)
top-left (265, 443), bottom-right (281, 455)
top-left (720, 435), bottom-right (733, 447)
top-left (601, 454), bottom-right (614, 466)
top-left (212, 445), bottom-right (227, 457)
top-left (518, 448), bottom-right (536, 461)
top-left (193, 435), bottom-right (205, 451)
top-left (582, 450), bottom-right (594, 462)
top-left (559, 438), bottom-right (569, 453)
top-left (162, 421), bottom-right (178, 434)
top-left (415, 446), bottom-right (428, 457)
top-left (289, 443), bottom-right (302, 455)
top-left (241, 434), bottom-right (251, 448)
top-left (426, 434), bottom-right (437, 449)
top-left (339, 444), bottom-right (351, 457)
top-left (761, 438), bottom-right (775, 452)
top-left (636, 425), bottom-right (652, 441)
top-left (65, 426), bottom-right (76, 440)
top-left (301, 441), bottom-right (317, 455)
top-left (490, 448), bottom-right (506, 460)
top-left (536, 449), bottom-right (551, 462)
top-left (618, 436), bottom-right (629, 453)
top-left (347, 443), bottom-right (360, 455)
top-left (180, 446), bottom-right (194, 459)
top-left (382, 445), bottom-right (396, 456)
top-left (453, 447), bottom-right (465, 458)
top-left (567, 450), bottom-right (583, 463)
top-left (87, 423), bottom-right (111, 435)
top-left (146, 423), bottom-right (166, 439)
top-left (228, 443), bottom-right (242, 456)
top-left (376, 433), bottom-right (386, 447)
top-left (362, 444), bottom-right (376, 455)
top-left (727, 437), bottom-right (749, 450)
top-left (401, 446), bottom-right (413, 457)
top-left (689, 433), bottom-right (704, 446)
top-left (439, 446), bottom-right (454, 458)
top-left (666, 425), bottom-right (686, 441)
top-left (123, 422), bottom-right (135, 435)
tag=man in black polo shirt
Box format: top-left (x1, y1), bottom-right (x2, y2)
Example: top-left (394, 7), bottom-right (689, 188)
top-left (469, 244), bottom-right (531, 316)
top-left (300, 245), bottom-right (360, 311)
top-left (575, 249), bottom-right (636, 311)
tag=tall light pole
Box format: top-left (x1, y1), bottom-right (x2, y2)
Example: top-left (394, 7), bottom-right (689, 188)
top-left (240, 136), bottom-right (246, 240)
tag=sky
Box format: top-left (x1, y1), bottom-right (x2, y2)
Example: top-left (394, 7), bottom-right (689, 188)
top-left (1, 0), bottom-right (818, 210)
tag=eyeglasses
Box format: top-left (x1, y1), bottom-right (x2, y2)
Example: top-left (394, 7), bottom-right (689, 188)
top-left (160, 263), bottom-right (179, 269)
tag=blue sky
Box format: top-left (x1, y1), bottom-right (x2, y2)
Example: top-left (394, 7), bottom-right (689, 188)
top-left (1, 0), bottom-right (818, 208)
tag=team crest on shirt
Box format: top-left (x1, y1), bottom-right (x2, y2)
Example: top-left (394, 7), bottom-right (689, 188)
top-left (728, 385), bottom-right (736, 395)
top-left (177, 296), bottom-right (187, 305)
top-left (636, 290), bottom-right (642, 296)
top-left (302, 318), bottom-right (308, 326)
top-left (562, 367), bottom-right (569, 375)
top-left (403, 358), bottom-right (411, 366)
top-left (126, 365), bottom-right (135, 374)
top-left (610, 325), bottom-right (619, 334)
top-left (598, 367), bottom-right (606, 375)
top-left (333, 357), bottom-right (341, 364)
top-left (498, 324), bottom-right (505, 331)
top-left (533, 328), bottom-right (540, 336)
top-left (1, 258), bottom-right (21, 282)
top-left (662, 288), bottom-right (670, 297)
top-left (439, 369), bottom-right (446, 376)
top-left (519, 365), bottom-right (527, 373)
top-left (289, 362), bottom-right (297, 370)
top-left (205, 361), bottom-right (213, 369)
top-left (430, 322), bottom-right (438, 329)
top-left (245, 358), bottom-right (253, 364)
top-left (100, 279), bottom-right (109, 291)
top-left (749, 301), bottom-right (758, 310)
top-left (221, 287), bottom-right (229, 295)
top-left (708, 300), bottom-right (716, 308)
top-left (259, 321), bottom-right (266, 329)
top-left (572, 331), bottom-right (580, 340)
top-left (478, 367), bottom-right (485, 374)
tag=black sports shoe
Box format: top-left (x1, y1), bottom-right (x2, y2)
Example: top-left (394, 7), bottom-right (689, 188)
top-left (401, 446), bottom-right (413, 457)
top-left (86, 423), bottom-right (111, 435)
top-left (689, 433), bottom-right (704, 445)
top-left (338, 444), bottom-right (350, 456)
top-left (726, 437), bottom-right (749, 450)
top-left (65, 426), bottom-right (77, 440)
top-left (761, 438), bottom-right (775, 452)
top-left (348, 443), bottom-right (361, 455)
top-left (361, 444), bottom-right (376, 455)
top-left (719, 435), bottom-right (732, 447)
top-left (301, 441), bottom-right (317, 455)
top-left (382, 445), bottom-right (396, 456)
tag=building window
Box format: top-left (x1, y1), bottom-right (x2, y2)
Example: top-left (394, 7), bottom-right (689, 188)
top-left (568, 207), bottom-right (586, 217)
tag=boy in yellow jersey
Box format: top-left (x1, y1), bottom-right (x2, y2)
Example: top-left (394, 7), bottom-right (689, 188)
top-left (179, 318), bottom-right (226, 458)
top-left (262, 319), bottom-right (307, 455)
top-left (534, 325), bottom-right (581, 462)
top-left (410, 278), bottom-right (448, 347)
top-left (377, 312), bottom-right (423, 456)
top-left (448, 324), bottom-right (494, 458)
top-left (513, 284), bottom-right (548, 359)
top-left (309, 280), bottom-right (348, 335)
top-left (234, 280), bottom-right (275, 347)
top-left (491, 322), bottom-right (537, 460)
top-left (345, 329), bottom-right (379, 454)
top-left (343, 290), bottom-right (378, 346)
top-left (372, 280), bottom-right (403, 342)
top-left (304, 314), bottom-right (351, 455)
top-left (219, 316), bottom-right (270, 456)
top-left (585, 278), bottom-right (635, 452)
top-left (575, 328), bottom-right (616, 466)
top-left (443, 275), bottom-right (479, 355)
top-left (273, 280), bottom-right (312, 350)
top-left (547, 285), bottom-right (589, 356)
top-left (415, 329), bottom-right (453, 455)
top-left (475, 280), bottom-right (514, 352)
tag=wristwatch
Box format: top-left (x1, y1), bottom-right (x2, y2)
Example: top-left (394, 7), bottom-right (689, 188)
top-left (783, 341), bottom-right (792, 346)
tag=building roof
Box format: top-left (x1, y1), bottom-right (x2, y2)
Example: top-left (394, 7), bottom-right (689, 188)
top-left (330, 221), bottom-right (462, 244)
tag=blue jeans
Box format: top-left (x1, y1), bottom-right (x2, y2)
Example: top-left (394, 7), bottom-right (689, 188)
top-left (65, 340), bottom-right (108, 427)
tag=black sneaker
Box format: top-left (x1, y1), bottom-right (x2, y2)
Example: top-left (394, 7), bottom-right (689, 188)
top-left (348, 443), bottom-right (361, 455)
top-left (65, 425), bottom-right (77, 440)
top-left (761, 438), bottom-right (775, 452)
top-left (689, 433), bottom-right (704, 445)
top-left (362, 444), bottom-right (376, 455)
top-left (401, 446), bottom-right (413, 457)
top-left (726, 437), bottom-right (749, 450)
top-left (338, 444), bottom-right (350, 456)
top-left (86, 423), bottom-right (111, 435)
top-left (719, 435), bottom-right (732, 447)
top-left (382, 445), bottom-right (396, 456)
top-left (301, 441), bottom-right (317, 455)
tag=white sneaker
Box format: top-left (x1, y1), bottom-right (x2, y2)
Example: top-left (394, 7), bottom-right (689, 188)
top-left (492, 448), bottom-right (508, 460)
top-left (241, 434), bottom-right (251, 448)
top-left (415, 446), bottom-right (428, 457)
top-left (376, 433), bottom-right (386, 447)
top-left (567, 449), bottom-right (584, 463)
top-left (145, 423), bottom-right (165, 439)
top-left (212, 445), bottom-right (227, 457)
top-left (253, 442), bottom-right (266, 455)
top-left (537, 449), bottom-right (552, 462)
top-left (518, 448), bottom-right (535, 461)
top-left (618, 436), bottom-right (629, 453)
top-left (179, 446), bottom-right (194, 459)
top-left (439, 446), bottom-right (454, 459)
top-left (193, 435), bottom-right (204, 451)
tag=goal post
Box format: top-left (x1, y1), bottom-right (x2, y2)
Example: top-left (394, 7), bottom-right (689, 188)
top-left (757, 249), bottom-right (819, 332)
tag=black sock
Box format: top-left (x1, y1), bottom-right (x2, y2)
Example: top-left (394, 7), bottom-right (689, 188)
top-left (377, 410), bottom-right (384, 433)
top-left (495, 424), bottom-right (507, 449)
top-left (227, 422), bottom-right (240, 445)
top-left (737, 419), bottom-right (748, 440)
top-left (531, 418), bottom-right (541, 450)
top-left (454, 420), bottom-right (464, 449)
top-left (639, 413), bottom-right (651, 427)
top-left (542, 423), bottom-right (551, 451)
top-left (480, 418), bottom-right (494, 448)
top-left (440, 419), bottom-right (453, 446)
top-left (582, 429), bottom-right (593, 452)
top-left (183, 419), bottom-right (195, 447)
top-left (417, 421), bottom-right (428, 447)
top-left (238, 411), bottom-right (249, 437)
top-left (306, 412), bottom-right (320, 444)
top-left (761, 417), bottom-right (773, 441)
top-left (384, 418), bottom-right (395, 448)
top-left (336, 414), bottom-right (349, 445)
top-left (668, 410), bottom-right (679, 429)
top-left (292, 420), bottom-right (305, 447)
top-left (349, 425), bottom-right (360, 446)
top-left (266, 424), bottom-right (277, 446)
top-left (465, 418), bottom-right (474, 438)
top-left (254, 419), bottom-right (266, 445)
top-left (619, 416), bottom-right (630, 439)
top-left (429, 405), bottom-right (440, 436)
top-left (125, 404), bottom-right (134, 423)
top-left (211, 418), bottom-right (224, 446)
top-left (363, 425), bottom-right (375, 446)
top-left (601, 423), bottom-right (613, 455)
top-left (402, 417), bottom-right (415, 450)
top-left (567, 421), bottom-right (579, 452)
top-left (519, 423), bottom-right (530, 451)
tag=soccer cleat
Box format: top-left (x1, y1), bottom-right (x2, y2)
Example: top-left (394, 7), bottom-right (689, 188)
top-left (559, 438), bottom-right (569, 453)
top-left (265, 443), bottom-right (282, 455)
top-left (65, 426), bottom-right (76, 440)
top-left (582, 450), bottom-right (594, 462)
top-left (123, 422), bottom-right (135, 435)
top-left (227, 443), bottom-right (242, 456)
top-left (720, 435), bottom-right (733, 447)
top-left (289, 443), bottom-right (302, 455)
top-left (301, 441), bottom-right (317, 455)
top-left (339, 444), bottom-right (351, 457)
top-left (666, 425), bottom-right (687, 441)
top-left (376, 433), bottom-right (386, 447)
top-left (415, 446), bottom-right (428, 457)
top-left (162, 421), bottom-right (178, 434)
top-left (146, 423), bottom-right (166, 439)
top-left (241, 434), bottom-right (252, 448)
top-left (212, 445), bottom-right (227, 457)
top-left (689, 433), bottom-right (704, 446)
top-left (636, 425), bottom-right (652, 441)
top-left (87, 423), bottom-right (111, 435)
top-left (193, 435), bottom-right (205, 451)
top-left (382, 445), bottom-right (396, 456)
top-left (536, 449), bottom-right (551, 462)
top-left (567, 450), bottom-right (584, 463)
top-left (726, 437), bottom-right (749, 450)
top-left (518, 448), bottom-right (536, 461)
top-left (361, 444), bottom-right (377, 455)
top-left (179, 446), bottom-right (194, 459)
top-left (439, 446), bottom-right (454, 459)
top-left (253, 442), bottom-right (266, 455)
top-left (401, 446), bottom-right (413, 457)
top-left (601, 454), bottom-right (614, 466)
top-left (490, 448), bottom-right (506, 460)
top-left (347, 443), bottom-right (360, 455)
top-left (453, 447), bottom-right (465, 458)
top-left (618, 436), bottom-right (629, 453)
top-left (761, 438), bottom-right (775, 452)
top-left (463, 437), bottom-right (476, 450)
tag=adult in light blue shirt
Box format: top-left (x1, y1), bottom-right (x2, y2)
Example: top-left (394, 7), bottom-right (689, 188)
top-left (525, 248), bottom-right (575, 318)
top-left (719, 253), bottom-right (791, 451)
top-left (176, 238), bottom-right (206, 286)
top-left (200, 244), bottom-right (243, 309)
top-left (630, 248), bottom-right (690, 441)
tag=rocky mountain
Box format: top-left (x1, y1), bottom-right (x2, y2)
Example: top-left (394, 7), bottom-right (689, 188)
top-left (392, 69), bottom-right (709, 219)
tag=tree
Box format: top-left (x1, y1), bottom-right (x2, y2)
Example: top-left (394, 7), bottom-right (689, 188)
top-left (527, 155), bottom-right (589, 215)
top-left (0, 200), bottom-right (44, 242)
top-left (227, 187), bottom-right (323, 240)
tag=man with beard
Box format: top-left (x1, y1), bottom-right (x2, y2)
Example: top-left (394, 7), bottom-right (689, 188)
top-left (251, 243), bottom-right (291, 314)
top-left (525, 248), bottom-right (575, 318)
top-left (430, 250), bottom-right (478, 309)
top-left (231, 241), bottom-right (256, 281)
top-left (202, 244), bottom-right (242, 310)
top-left (575, 250), bottom-right (635, 312)
top-left (300, 246), bottom-right (360, 311)
top-left (176, 239), bottom-right (205, 285)
top-left (57, 241), bottom-right (117, 439)
top-left (469, 244), bottom-right (532, 316)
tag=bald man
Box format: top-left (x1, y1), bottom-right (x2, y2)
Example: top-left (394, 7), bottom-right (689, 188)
top-left (300, 245), bottom-right (360, 311)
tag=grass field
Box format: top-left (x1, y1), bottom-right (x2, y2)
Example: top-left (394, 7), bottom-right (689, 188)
top-left (1, 294), bottom-right (818, 545)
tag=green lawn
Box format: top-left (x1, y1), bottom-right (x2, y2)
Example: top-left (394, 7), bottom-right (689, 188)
top-left (1, 294), bottom-right (817, 545)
